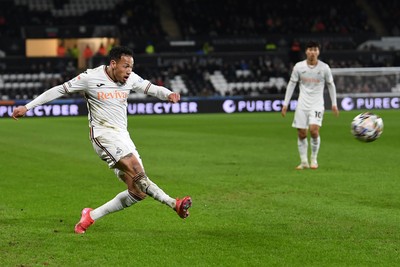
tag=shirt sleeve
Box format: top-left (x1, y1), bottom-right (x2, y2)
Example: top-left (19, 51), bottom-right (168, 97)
top-left (145, 84), bottom-right (172, 100)
top-left (25, 85), bottom-right (67, 110)
top-left (130, 73), bottom-right (172, 100)
top-left (325, 66), bottom-right (337, 106)
top-left (25, 70), bottom-right (91, 110)
top-left (283, 66), bottom-right (299, 106)
top-left (62, 70), bottom-right (90, 94)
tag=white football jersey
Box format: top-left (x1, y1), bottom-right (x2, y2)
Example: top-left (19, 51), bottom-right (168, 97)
top-left (285, 60), bottom-right (336, 110)
top-left (63, 65), bottom-right (171, 136)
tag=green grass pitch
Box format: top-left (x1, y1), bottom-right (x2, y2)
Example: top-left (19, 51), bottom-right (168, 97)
top-left (0, 110), bottom-right (399, 266)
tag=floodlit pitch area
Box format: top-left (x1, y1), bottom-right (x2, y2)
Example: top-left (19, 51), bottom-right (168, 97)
top-left (1, 110), bottom-right (399, 266)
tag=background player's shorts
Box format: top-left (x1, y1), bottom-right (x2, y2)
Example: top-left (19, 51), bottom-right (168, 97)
top-left (91, 130), bottom-right (143, 169)
top-left (292, 109), bottom-right (324, 129)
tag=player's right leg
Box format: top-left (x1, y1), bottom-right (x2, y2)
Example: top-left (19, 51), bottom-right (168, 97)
top-left (296, 129), bottom-right (309, 170)
top-left (74, 131), bottom-right (147, 234)
top-left (74, 208), bottom-right (94, 234)
top-left (74, 187), bottom-right (144, 234)
top-left (292, 110), bottom-right (310, 170)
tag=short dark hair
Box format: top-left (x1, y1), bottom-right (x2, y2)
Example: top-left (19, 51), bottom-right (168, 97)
top-left (305, 41), bottom-right (321, 50)
top-left (108, 46), bottom-right (134, 61)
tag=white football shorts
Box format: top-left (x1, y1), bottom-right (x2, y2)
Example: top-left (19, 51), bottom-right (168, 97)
top-left (90, 129), bottom-right (144, 169)
top-left (292, 109), bottom-right (324, 129)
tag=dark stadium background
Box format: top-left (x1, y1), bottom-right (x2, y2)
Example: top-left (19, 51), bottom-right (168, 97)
top-left (0, 0), bottom-right (399, 117)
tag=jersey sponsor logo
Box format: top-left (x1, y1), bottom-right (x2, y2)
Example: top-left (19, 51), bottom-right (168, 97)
top-left (97, 90), bottom-right (128, 100)
top-left (301, 77), bottom-right (320, 83)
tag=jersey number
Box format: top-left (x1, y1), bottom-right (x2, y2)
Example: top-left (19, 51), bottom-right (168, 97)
top-left (314, 111), bottom-right (322, 118)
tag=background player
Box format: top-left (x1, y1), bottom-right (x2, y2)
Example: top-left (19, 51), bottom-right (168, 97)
top-left (281, 41), bottom-right (339, 170)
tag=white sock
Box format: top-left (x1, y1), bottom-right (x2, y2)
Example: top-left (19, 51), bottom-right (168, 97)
top-left (145, 177), bottom-right (176, 209)
top-left (311, 136), bottom-right (320, 161)
top-left (90, 190), bottom-right (138, 221)
top-left (297, 137), bottom-right (308, 163)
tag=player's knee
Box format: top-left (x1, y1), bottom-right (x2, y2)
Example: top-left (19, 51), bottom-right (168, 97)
top-left (298, 132), bottom-right (307, 139)
top-left (123, 171), bottom-right (148, 200)
top-left (132, 172), bottom-right (151, 192)
top-left (128, 189), bottom-right (146, 201)
top-left (297, 128), bottom-right (307, 139)
top-left (116, 154), bottom-right (144, 173)
top-left (310, 129), bottom-right (319, 138)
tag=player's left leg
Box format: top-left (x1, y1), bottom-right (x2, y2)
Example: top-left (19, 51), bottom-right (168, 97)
top-left (308, 110), bottom-right (323, 169)
top-left (116, 155), bottom-right (192, 218)
top-left (296, 128), bottom-right (309, 170)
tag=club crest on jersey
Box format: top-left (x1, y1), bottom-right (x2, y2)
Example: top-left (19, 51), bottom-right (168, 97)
top-left (97, 90), bottom-right (128, 100)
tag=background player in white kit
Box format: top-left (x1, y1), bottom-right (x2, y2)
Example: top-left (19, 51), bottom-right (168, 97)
top-left (12, 46), bottom-right (192, 234)
top-left (281, 41), bottom-right (339, 170)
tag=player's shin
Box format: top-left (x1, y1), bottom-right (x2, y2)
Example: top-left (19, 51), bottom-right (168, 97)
top-left (90, 190), bottom-right (140, 220)
top-left (133, 172), bottom-right (175, 208)
top-left (310, 136), bottom-right (320, 160)
top-left (297, 137), bottom-right (309, 164)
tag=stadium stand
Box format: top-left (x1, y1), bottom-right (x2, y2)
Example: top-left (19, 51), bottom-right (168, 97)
top-left (0, 0), bottom-right (399, 100)
top-left (170, 0), bottom-right (374, 37)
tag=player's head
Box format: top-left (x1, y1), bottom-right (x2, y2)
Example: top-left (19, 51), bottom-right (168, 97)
top-left (305, 41), bottom-right (320, 62)
top-left (108, 46), bottom-right (134, 84)
top-left (305, 41), bottom-right (321, 50)
top-left (109, 46), bottom-right (134, 62)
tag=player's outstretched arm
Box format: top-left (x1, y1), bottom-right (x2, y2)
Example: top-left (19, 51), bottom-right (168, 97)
top-left (12, 85), bottom-right (67, 120)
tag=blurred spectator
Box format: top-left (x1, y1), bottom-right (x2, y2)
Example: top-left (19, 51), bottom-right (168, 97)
top-left (57, 42), bottom-right (66, 57)
top-left (145, 41), bottom-right (155, 54)
top-left (154, 76), bottom-right (164, 86)
top-left (97, 43), bottom-right (107, 56)
top-left (83, 45), bottom-right (94, 67)
top-left (202, 42), bottom-right (214, 54)
top-left (312, 19), bottom-right (326, 32)
top-left (265, 42), bottom-right (277, 51)
top-left (290, 40), bottom-right (302, 63)
top-left (107, 42), bottom-right (114, 53)
top-left (68, 45), bottom-right (79, 59)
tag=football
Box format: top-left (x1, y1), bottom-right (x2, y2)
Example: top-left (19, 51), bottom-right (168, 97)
top-left (351, 112), bottom-right (384, 142)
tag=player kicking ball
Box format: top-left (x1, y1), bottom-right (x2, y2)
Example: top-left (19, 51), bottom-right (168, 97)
top-left (12, 46), bottom-right (192, 234)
